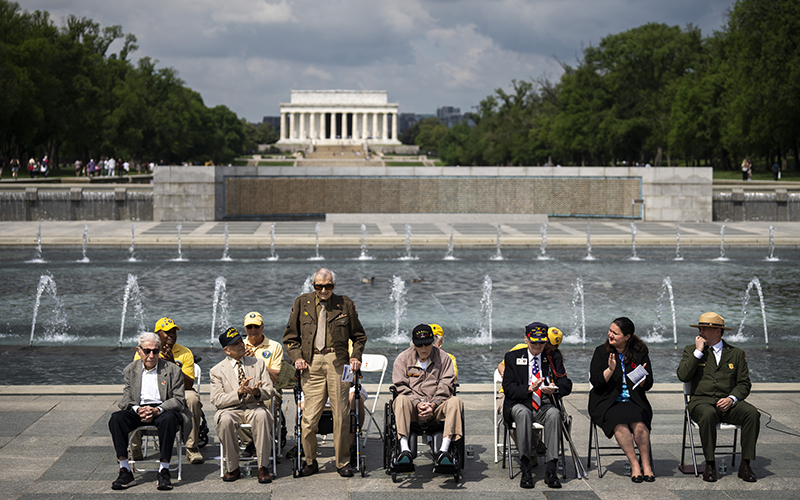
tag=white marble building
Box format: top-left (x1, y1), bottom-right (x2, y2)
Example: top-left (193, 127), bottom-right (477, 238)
top-left (276, 90), bottom-right (401, 149)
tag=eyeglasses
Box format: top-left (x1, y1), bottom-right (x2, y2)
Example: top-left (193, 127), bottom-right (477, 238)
top-left (245, 324), bottom-right (262, 329)
top-left (313, 283), bottom-right (335, 290)
top-left (139, 348), bottom-right (159, 356)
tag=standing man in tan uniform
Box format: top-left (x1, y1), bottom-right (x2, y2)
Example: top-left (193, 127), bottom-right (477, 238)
top-left (283, 268), bottom-right (367, 477)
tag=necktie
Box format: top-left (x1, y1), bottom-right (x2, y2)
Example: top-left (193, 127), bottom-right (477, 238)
top-left (237, 360), bottom-right (246, 386)
top-left (531, 357), bottom-right (542, 410)
top-left (315, 303), bottom-right (327, 351)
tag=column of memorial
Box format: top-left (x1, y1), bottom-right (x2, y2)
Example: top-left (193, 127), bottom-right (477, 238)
top-left (280, 112), bottom-right (286, 140)
top-left (382, 112), bottom-right (388, 140)
top-left (288, 112), bottom-right (295, 140)
top-left (392, 113), bottom-right (397, 140)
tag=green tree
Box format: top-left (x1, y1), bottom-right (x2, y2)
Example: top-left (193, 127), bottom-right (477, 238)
top-left (725, 0), bottom-right (800, 168)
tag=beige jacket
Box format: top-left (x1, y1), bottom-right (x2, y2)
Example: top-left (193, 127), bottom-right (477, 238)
top-left (392, 345), bottom-right (455, 407)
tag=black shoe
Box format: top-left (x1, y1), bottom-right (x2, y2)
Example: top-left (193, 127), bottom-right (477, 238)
top-left (157, 469), bottom-right (173, 490)
top-left (338, 464), bottom-right (354, 477)
top-left (738, 461), bottom-right (757, 482)
top-left (111, 467), bottom-right (136, 490)
top-left (394, 450), bottom-right (414, 466)
top-left (241, 442), bottom-right (256, 458)
top-left (299, 459), bottom-right (319, 477)
top-left (520, 470), bottom-right (534, 489)
top-left (545, 470), bottom-right (562, 488)
top-left (703, 462), bottom-right (717, 482)
top-left (434, 450), bottom-right (456, 473)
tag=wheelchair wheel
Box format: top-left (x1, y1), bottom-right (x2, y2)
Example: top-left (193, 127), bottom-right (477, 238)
top-left (392, 471), bottom-right (398, 483)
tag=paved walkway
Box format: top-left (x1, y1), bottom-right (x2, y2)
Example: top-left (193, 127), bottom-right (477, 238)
top-left (1, 220), bottom-right (799, 247)
top-left (1, 383), bottom-right (799, 500)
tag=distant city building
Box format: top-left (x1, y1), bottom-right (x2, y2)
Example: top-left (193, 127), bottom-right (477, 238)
top-left (262, 116), bottom-right (281, 130)
top-left (436, 106), bottom-right (467, 128)
top-left (276, 90), bottom-right (401, 149)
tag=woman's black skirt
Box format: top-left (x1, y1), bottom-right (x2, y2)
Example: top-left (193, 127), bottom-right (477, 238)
top-left (600, 401), bottom-right (647, 439)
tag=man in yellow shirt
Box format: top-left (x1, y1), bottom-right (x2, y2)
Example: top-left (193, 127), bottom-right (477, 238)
top-left (430, 324), bottom-right (458, 380)
top-left (133, 317), bottom-right (204, 464)
top-left (240, 311), bottom-right (286, 456)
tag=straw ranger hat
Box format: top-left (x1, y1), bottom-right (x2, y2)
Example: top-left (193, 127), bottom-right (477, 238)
top-left (689, 312), bottom-right (732, 331)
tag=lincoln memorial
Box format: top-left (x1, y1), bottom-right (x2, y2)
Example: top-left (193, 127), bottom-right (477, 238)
top-left (276, 90), bottom-right (402, 151)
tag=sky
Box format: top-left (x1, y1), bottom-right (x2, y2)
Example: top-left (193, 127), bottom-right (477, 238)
top-left (17, 0), bottom-right (735, 122)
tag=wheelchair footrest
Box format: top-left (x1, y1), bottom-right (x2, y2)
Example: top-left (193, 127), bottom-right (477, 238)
top-left (433, 463), bottom-right (458, 474)
top-left (392, 462), bottom-right (416, 474)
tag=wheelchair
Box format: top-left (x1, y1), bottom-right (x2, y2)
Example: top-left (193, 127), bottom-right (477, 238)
top-left (383, 385), bottom-right (465, 483)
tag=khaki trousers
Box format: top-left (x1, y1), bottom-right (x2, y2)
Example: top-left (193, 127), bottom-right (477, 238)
top-left (301, 352), bottom-right (350, 468)
top-left (215, 406), bottom-right (272, 471)
top-left (393, 394), bottom-right (463, 441)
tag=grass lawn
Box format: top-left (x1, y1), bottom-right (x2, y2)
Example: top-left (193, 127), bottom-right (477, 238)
top-left (386, 161), bottom-right (424, 166)
top-left (713, 169), bottom-right (800, 181)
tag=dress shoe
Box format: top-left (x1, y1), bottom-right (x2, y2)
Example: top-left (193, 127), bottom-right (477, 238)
top-left (338, 464), bottom-right (354, 477)
top-left (186, 448), bottom-right (204, 464)
top-left (702, 462), bottom-right (717, 482)
top-left (258, 466), bottom-right (273, 483)
top-left (738, 461), bottom-right (757, 482)
top-left (222, 467), bottom-right (241, 482)
top-left (299, 459), bottom-right (319, 477)
top-left (631, 474), bottom-right (644, 483)
top-left (643, 475), bottom-right (656, 482)
top-left (157, 469), bottom-right (173, 490)
top-left (545, 470), bottom-right (562, 488)
top-left (519, 470), bottom-right (534, 489)
top-left (111, 467), bottom-right (137, 490)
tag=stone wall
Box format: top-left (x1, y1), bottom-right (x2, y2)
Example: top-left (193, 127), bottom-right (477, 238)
top-left (152, 165), bottom-right (713, 222)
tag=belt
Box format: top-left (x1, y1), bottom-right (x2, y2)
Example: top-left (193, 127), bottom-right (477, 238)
top-left (314, 348), bottom-right (334, 355)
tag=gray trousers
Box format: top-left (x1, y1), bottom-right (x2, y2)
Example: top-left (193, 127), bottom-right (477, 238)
top-left (510, 402), bottom-right (561, 463)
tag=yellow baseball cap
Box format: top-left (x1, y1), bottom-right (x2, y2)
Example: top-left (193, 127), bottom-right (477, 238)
top-left (155, 317), bottom-right (180, 332)
top-left (244, 311), bottom-right (264, 327)
top-left (430, 323), bottom-right (444, 338)
top-left (547, 327), bottom-right (563, 347)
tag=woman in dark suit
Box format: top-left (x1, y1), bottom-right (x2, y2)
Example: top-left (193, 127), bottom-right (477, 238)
top-left (589, 317), bottom-right (654, 482)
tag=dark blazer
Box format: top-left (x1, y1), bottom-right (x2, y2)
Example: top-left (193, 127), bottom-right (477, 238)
top-left (588, 345), bottom-right (654, 430)
top-left (502, 348), bottom-right (572, 425)
top-left (283, 291), bottom-right (367, 367)
top-left (119, 358), bottom-right (192, 441)
top-left (676, 340), bottom-right (751, 408)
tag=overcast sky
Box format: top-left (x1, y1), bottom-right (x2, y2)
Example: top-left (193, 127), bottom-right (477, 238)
top-left (18, 0), bottom-right (734, 122)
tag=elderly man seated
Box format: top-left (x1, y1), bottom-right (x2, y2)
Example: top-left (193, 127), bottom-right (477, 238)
top-left (392, 324), bottom-right (463, 471)
top-left (502, 322), bottom-right (572, 489)
top-left (108, 332), bottom-right (192, 491)
top-left (210, 327), bottom-right (274, 484)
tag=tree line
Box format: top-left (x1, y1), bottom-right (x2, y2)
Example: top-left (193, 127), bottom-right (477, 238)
top-left (0, 1), bottom-right (276, 170)
top-left (403, 0), bottom-right (799, 171)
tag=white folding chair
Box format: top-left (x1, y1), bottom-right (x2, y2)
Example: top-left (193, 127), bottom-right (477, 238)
top-left (218, 402), bottom-right (278, 478)
top-left (493, 369), bottom-right (505, 463)
top-left (128, 425), bottom-right (183, 481)
top-left (360, 353), bottom-right (388, 446)
top-left (679, 381), bottom-right (741, 475)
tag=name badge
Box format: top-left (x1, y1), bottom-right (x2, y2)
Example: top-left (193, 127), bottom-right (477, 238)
top-left (516, 358), bottom-right (527, 365)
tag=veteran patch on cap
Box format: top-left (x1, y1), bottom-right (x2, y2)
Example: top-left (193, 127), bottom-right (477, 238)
top-left (155, 317), bottom-right (180, 333)
top-left (219, 327), bottom-right (243, 348)
top-left (412, 324), bottom-right (435, 346)
top-left (525, 322), bottom-right (549, 343)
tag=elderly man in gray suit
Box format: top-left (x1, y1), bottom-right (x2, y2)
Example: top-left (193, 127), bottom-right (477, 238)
top-left (108, 331), bottom-right (192, 491)
top-left (211, 327), bottom-right (274, 484)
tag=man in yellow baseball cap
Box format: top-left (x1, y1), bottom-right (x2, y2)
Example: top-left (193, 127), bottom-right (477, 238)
top-left (133, 317), bottom-right (204, 464)
top-left (430, 324), bottom-right (458, 380)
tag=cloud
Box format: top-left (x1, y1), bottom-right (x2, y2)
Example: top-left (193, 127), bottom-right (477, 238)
top-left (16, 0), bottom-right (736, 121)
